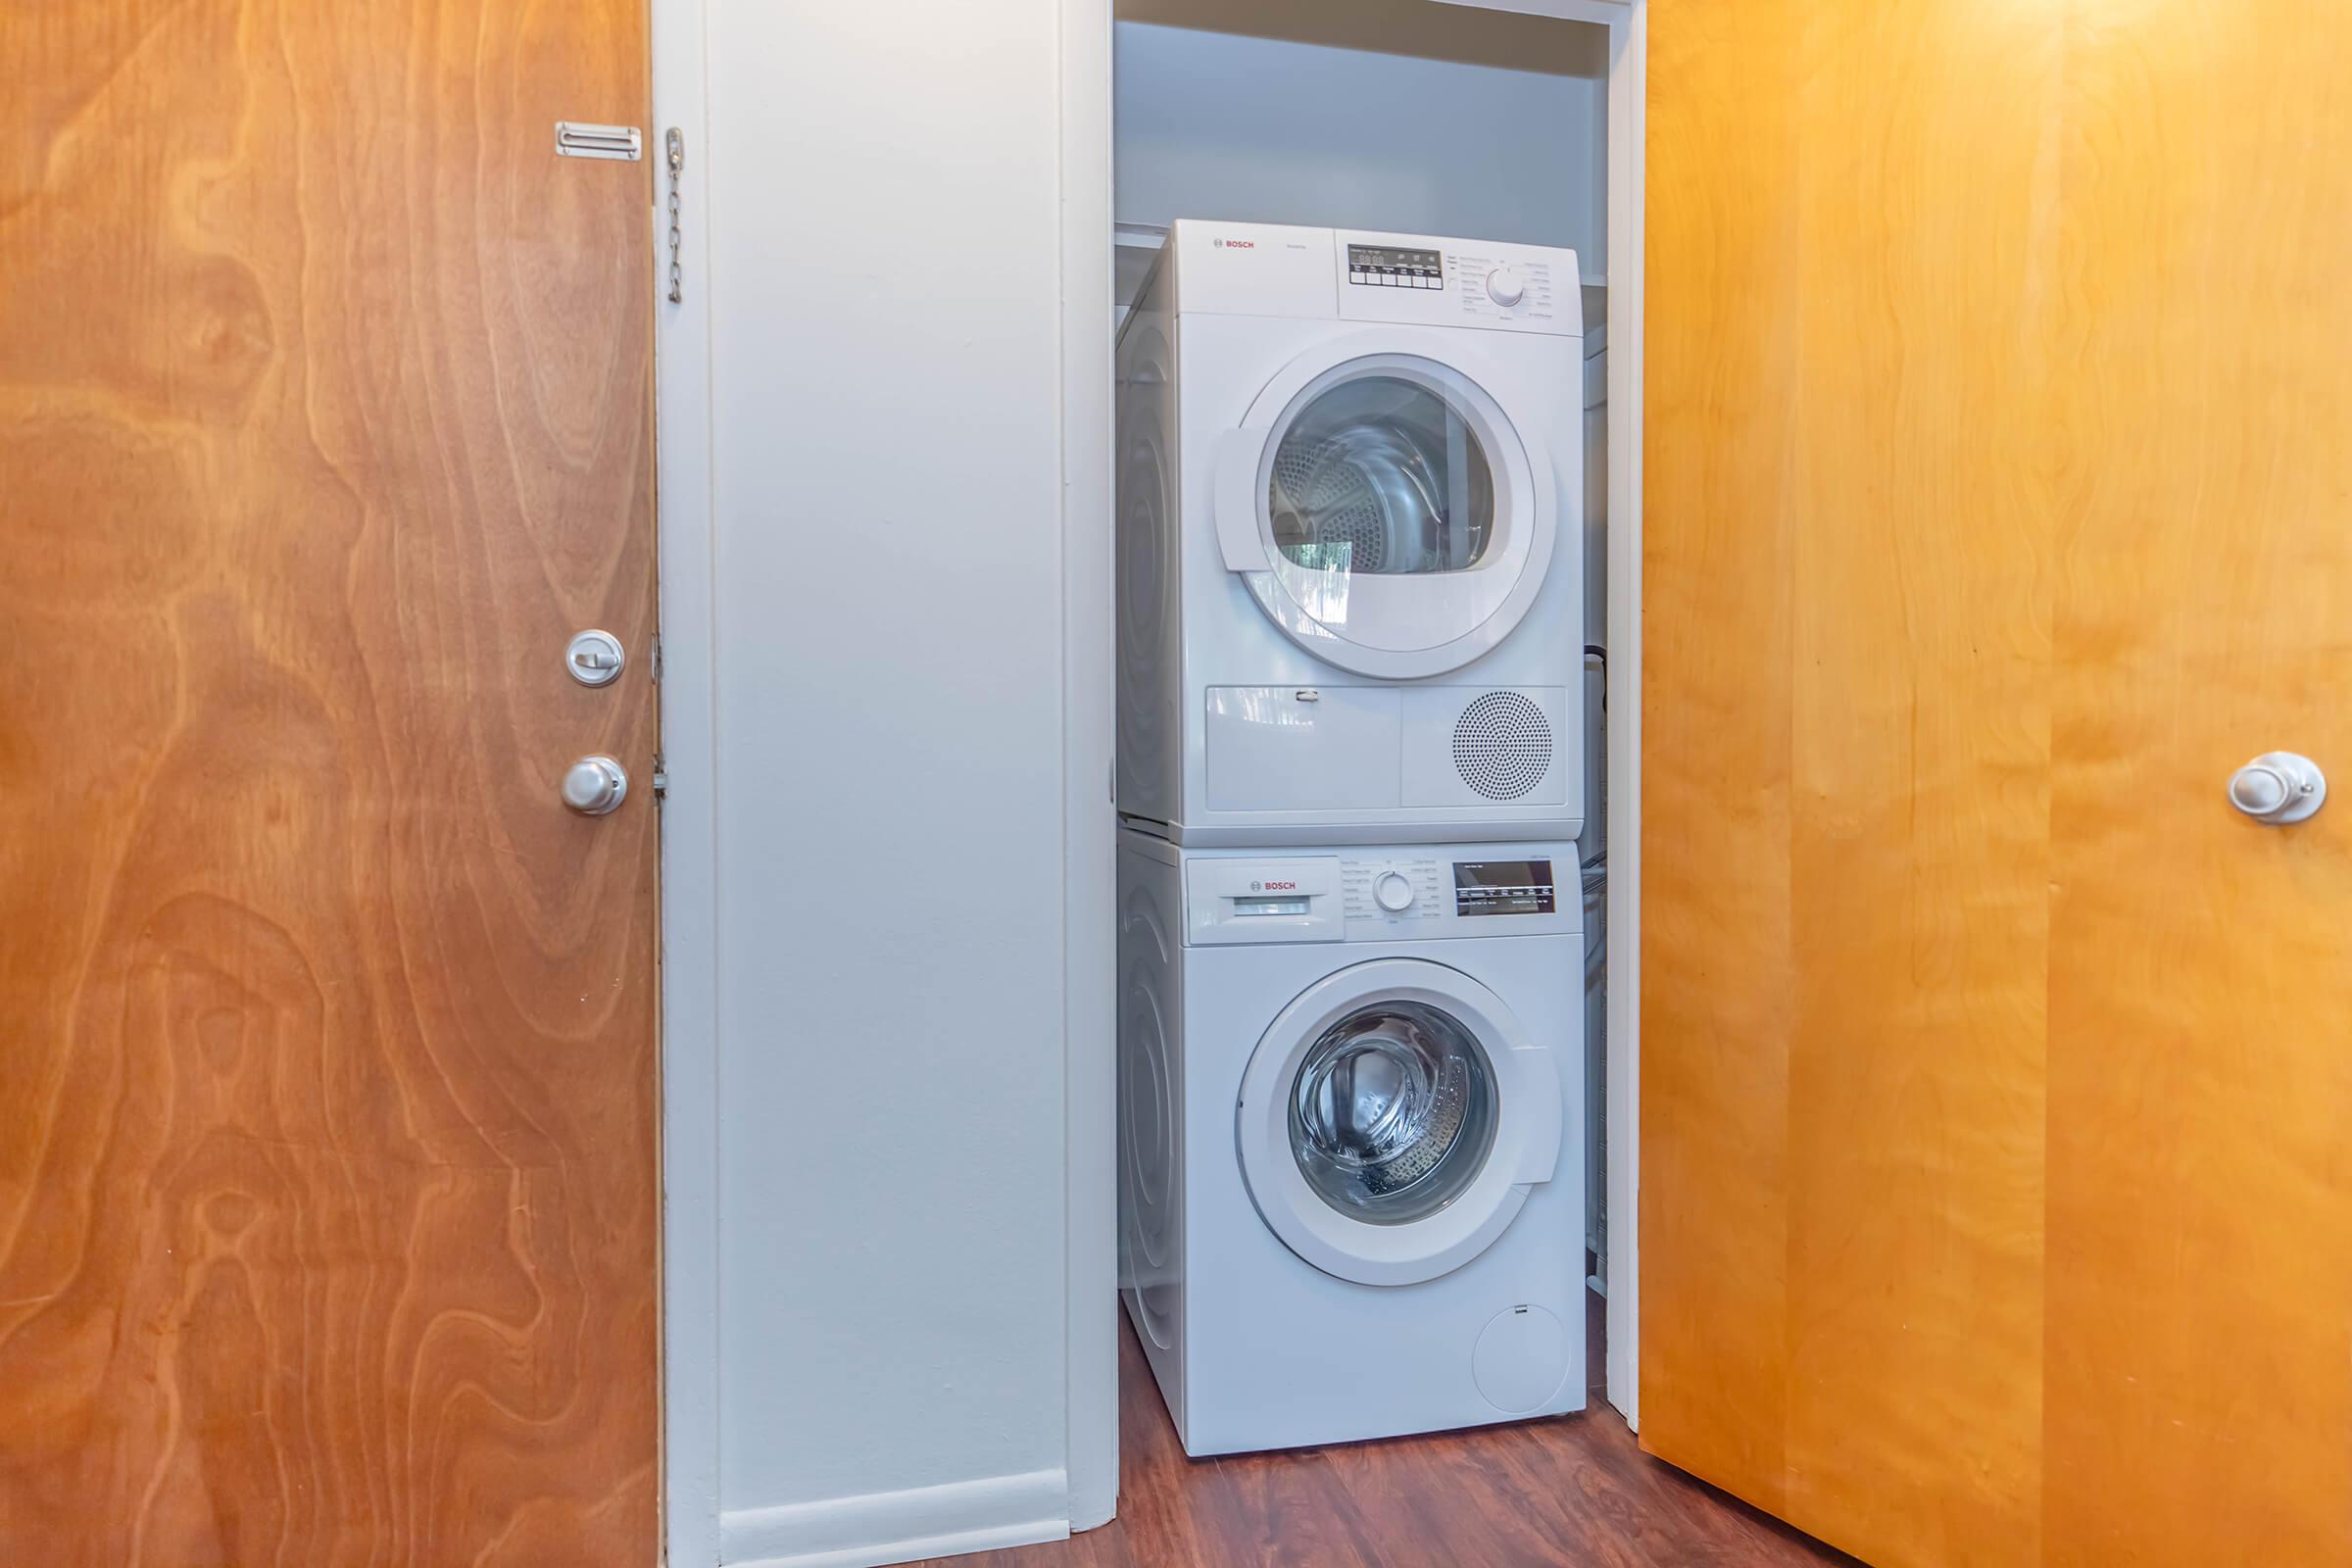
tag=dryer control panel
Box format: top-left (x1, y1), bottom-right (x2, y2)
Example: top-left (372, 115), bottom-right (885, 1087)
top-left (1336, 226), bottom-right (1580, 336)
top-left (1165, 220), bottom-right (1582, 338)
top-left (1184, 841), bottom-right (1581, 946)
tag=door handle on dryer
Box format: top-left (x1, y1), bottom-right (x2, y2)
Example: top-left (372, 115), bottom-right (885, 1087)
top-left (1212, 425), bottom-right (1273, 572)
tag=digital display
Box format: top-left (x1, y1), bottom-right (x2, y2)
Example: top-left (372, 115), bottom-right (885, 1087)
top-left (1348, 243), bottom-right (1445, 289)
top-left (1453, 859), bottom-right (1556, 917)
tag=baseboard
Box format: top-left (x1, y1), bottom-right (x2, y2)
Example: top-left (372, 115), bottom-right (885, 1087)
top-left (719, 1467), bottom-right (1069, 1568)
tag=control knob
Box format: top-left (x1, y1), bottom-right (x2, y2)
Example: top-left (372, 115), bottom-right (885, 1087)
top-left (1374, 870), bottom-right (1415, 913)
top-left (1485, 265), bottom-right (1528, 307)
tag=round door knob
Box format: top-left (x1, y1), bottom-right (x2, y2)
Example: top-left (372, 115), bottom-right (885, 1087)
top-left (562, 755), bottom-right (629, 815)
top-left (1485, 266), bottom-right (1527, 307)
top-left (1374, 870), bottom-right (1415, 912)
top-left (2228, 751), bottom-right (2325, 824)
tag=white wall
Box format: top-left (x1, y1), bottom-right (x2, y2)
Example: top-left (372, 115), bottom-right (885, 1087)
top-left (694, 1), bottom-right (1109, 1563)
top-left (1114, 21), bottom-right (1605, 270)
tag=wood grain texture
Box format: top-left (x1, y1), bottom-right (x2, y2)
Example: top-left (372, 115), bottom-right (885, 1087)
top-left (2043, 6), bottom-right (2352, 1562)
top-left (0, 1), bottom-right (660, 1563)
top-left (1643, 3), bottom-right (2352, 1564)
top-left (923, 1309), bottom-right (1854, 1568)
top-left (1637, 0), bottom-right (1803, 1524)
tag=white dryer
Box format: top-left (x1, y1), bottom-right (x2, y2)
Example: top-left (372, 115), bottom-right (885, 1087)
top-left (1117, 220), bottom-right (1586, 846)
top-left (1118, 829), bottom-right (1585, 1454)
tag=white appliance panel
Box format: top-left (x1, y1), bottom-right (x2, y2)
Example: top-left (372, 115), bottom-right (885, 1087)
top-left (1167, 221), bottom-right (1338, 318)
top-left (1116, 831), bottom-right (1587, 1455)
top-left (1115, 220), bottom-right (1588, 845)
top-left (1184, 854), bottom-right (1346, 947)
top-left (1201, 686), bottom-right (1402, 812)
top-left (1399, 685), bottom-right (1569, 808)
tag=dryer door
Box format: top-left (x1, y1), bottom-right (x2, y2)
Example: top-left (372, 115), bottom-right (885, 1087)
top-left (1237, 957), bottom-right (1561, 1287)
top-left (1212, 331), bottom-right (1558, 679)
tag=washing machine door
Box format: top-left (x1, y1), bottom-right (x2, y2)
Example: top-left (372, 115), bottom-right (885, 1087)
top-left (1237, 957), bottom-right (1562, 1287)
top-left (1211, 331), bottom-right (1557, 680)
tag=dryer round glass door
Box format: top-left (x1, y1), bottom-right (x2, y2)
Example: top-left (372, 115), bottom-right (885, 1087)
top-left (1268, 378), bottom-right (1495, 579)
top-left (1212, 339), bottom-right (1558, 680)
top-left (1238, 957), bottom-right (1563, 1287)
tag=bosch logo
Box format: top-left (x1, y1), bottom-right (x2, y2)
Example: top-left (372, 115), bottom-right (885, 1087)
top-left (1213, 238), bottom-right (1255, 249)
top-left (1260, 880), bottom-right (1297, 892)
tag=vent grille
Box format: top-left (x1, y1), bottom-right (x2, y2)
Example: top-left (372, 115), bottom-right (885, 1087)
top-left (1452, 691), bottom-right (1553, 800)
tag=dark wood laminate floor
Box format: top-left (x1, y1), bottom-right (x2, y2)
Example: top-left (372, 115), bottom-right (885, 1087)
top-left (928, 1297), bottom-right (1855, 1568)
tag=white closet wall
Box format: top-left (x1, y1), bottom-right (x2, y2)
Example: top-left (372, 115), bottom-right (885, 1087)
top-left (694, 0), bottom-right (1102, 1563)
top-left (1115, 21), bottom-right (1605, 267)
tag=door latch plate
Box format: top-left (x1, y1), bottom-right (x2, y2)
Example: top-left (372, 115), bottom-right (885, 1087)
top-left (556, 122), bottom-right (643, 161)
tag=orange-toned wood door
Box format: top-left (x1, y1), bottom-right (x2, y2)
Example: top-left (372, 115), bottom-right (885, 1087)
top-left (0, 3), bottom-right (659, 1563)
top-left (1642, 4), bottom-right (2352, 1565)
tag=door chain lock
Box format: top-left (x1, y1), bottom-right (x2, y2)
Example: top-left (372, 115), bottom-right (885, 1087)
top-left (664, 128), bottom-right (686, 305)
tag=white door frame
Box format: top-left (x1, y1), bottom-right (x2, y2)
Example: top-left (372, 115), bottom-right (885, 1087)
top-left (1057, 0), bottom-right (1119, 1531)
top-left (1598, 0), bottom-right (1645, 1430)
top-left (650, 0), bottom-right (721, 1561)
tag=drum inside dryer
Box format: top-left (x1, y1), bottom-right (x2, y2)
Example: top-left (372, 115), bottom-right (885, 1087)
top-left (1267, 374), bottom-right (1496, 577)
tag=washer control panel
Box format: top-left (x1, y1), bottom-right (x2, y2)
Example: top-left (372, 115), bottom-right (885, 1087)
top-left (1452, 858), bottom-right (1558, 918)
top-left (1342, 858), bottom-right (1446, 925)
top-left (1335, 846), bottom-right (1576, 938)
top-left (1183, 841), bottom-right (1581, 945)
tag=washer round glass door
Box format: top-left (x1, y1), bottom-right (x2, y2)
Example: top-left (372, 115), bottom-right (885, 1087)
top-left (1212, 336), bottom-right (1557, 680)
top-left (1237, 958), bottom-right (1563, 1287)
top-left (1290, 999), bottom-right (1498, 1225)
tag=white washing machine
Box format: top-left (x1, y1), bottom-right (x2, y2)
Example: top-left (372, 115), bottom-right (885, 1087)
top-left (1117, 829), bottom-right (1585, 1454)
top-left (1117, 220), bottom-right (1586, 847)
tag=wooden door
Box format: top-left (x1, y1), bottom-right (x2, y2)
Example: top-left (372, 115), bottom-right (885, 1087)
top-left (1642, 3), bottom-right (2352, 1565)
top-left (0, 3), bottom-right (660, 1563)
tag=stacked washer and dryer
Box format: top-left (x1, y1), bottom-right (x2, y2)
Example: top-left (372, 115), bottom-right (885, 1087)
top-left (1115, 220), bottom-right (1590, 1454)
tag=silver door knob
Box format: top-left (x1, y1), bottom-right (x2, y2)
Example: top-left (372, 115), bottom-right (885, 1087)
top-left (2228, 752), bottom-right (2325, 824)
top-left (562, 755), bottom-right (629, 815)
